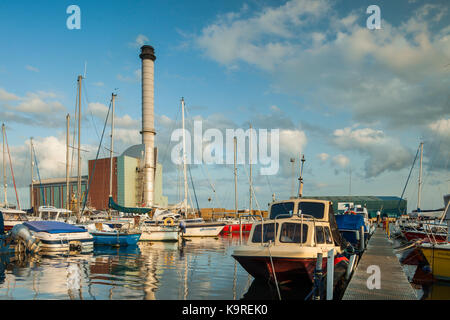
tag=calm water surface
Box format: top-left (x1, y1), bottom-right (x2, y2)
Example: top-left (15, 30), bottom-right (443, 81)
top-left (0, 233), bottom-right (268, 300)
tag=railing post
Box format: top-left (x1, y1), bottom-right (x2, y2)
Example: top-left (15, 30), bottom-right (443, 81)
top-left (313, 253), bottom-right (323, 300)
top-left (345, 254), bottom-right (357, 280)
top-left (326, 249), bottom-right (334, 300)
top-left (360, 226), bottom-right (365, 253)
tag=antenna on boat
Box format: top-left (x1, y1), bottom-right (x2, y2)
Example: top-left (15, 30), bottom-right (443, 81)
top-left (290, 158), bottom-right (295, 199)
top-left (297, 154), bottom-right (305, 198)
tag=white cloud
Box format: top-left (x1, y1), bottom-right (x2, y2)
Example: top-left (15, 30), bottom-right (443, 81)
top-left (333, 127), bottom-right (412, 178)
top-left (87, 102), bottom-right (140, 129)
top-left (194, 1), bottom-right (450, 127)
top-left (195, 0), bottom-right (329, 71)
top-left (428, 118), bottom-right (450, 137)
top-left (316, 152), bottom-right (329, 162)
top-left (130, 34), bottom-right (149, 48)
top-left (0, 88), bottom-right (19, 101)
top-left (279, 129), bottom-right (307, 157)
top-left (25, 65), bottom-right (39, 72)
top-left (332, 154), bottom-right (350, 168)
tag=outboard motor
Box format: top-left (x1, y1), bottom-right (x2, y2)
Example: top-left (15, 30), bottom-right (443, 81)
top-left (179, 220), bottom-right (186, 234)
top-left (10, 225), bottom-right (40, 253)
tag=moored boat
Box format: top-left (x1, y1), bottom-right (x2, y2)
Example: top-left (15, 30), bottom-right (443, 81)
top-left (22, 220), bottom-right (93, 254)
top-left (86, 222), bottom-right (141, 246)
top-left (232, 198), bottom-right (349, 284)
top-left (1, 208), bottom-right (29, 232)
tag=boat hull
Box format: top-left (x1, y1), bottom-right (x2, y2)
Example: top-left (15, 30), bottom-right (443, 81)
top-left (233, 255), bottom-right (320, 282)
top-left (403, 231), bottom-right (447, 242)
top-left (33, 231), bottom-right (94, 254)
top-left (90, 232), bottom-right (141, 246)
top-left (139, 230), bottom-right (178, 241)
top-left (221, 223), bottom-right (253, 234)
top-left (182, 223), bottom-right (225, 237)
top-left (420, 244), bottom-right (450, 281)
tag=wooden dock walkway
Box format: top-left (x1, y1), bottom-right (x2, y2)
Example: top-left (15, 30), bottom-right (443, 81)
top-left (342, 227), bottom-right (417, 300)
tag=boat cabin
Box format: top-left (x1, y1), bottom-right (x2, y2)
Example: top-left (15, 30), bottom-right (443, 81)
top-left (246, 199), bottom-right (343, 249)
top-left (37, 206), bottom-right (73, 221)
top-left (268, 198), bottom-right (333, 222)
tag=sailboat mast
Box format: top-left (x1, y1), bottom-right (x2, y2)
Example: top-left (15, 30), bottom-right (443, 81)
top-left (30, 137), bottom-right (34, 210)
top-left (249, 124), bottom-right (252, 215)
top-left (77, 75), bottom-right (82, 222)
top-left (181, 98), bottom-right (188, 214)
top-left (109, 93), bottom-right (116, 218)
top-left (2, 124), bottom-right (6, 206)
top-left (418, 141), bottom-right (424, 210)
top-left (66, 114), bottom-right (70, 210)
top-left (234, 137), bottom-right (238, 216)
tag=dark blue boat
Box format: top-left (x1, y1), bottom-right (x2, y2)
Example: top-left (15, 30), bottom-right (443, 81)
top-left (335, 214), bottom-right (369, 247)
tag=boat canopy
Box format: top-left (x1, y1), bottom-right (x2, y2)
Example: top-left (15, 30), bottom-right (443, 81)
top-left (23, 221), bottom-right (87, 234)
top-left (335, 214), bottom-right (367, 232)
top-left (108, 197), bottom-right (153, 215)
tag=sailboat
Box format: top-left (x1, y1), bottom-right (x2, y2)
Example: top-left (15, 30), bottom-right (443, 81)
top-left (417, 199), bottom-right (450, 281)
top-left (0, 123), bottom-right (32, 231)
top-left (397, 143), bottom-right (449, 242)
top-left (165, 98), bottom-right (225, 237)
top-left (87, 92), bottom-right (141, 246)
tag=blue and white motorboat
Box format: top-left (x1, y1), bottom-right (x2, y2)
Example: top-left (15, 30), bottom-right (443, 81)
top-left (22, 221), bottom-right (94, 254)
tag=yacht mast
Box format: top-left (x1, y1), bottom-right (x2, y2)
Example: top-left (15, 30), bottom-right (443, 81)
top-left (66, 114), bottom-right (70, 210)
top-left (77, 75), bottom-right (82, 222)
top-left (234, 137), bottom-right (238, 216)
top-left (2, 124), bottom-right (6, 206)
top-left (109, 93), bottom-right (116, 218)
top-left (417, 141), bottom-right (424, 211)
top-left (181, 97), bottom-right (188, 215)
top-left (30, 137), bottom-right (34, 210)
top-left (249, 124), bottom-right (252, 215)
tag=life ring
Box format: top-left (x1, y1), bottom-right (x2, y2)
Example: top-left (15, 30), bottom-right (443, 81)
top-left (163, 217), bottom-right (175, 226)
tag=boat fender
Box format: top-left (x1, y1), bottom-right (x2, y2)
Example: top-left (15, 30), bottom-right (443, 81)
top-left (10, 224), bottom-right (40, 253)
top-left (334, 256), bottom-right (349, 265)
top-left (164, 217), bottom-right (175, 226)
top-left (179, 221), bottom-right (186, 233)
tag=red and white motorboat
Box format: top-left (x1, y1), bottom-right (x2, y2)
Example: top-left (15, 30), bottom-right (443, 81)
top-left (232, 198), bottom-right (349, 283)
top-left (220, 218), bottom-right (253, 234)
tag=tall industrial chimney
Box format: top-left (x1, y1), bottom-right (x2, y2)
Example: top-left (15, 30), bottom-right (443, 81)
top-left (140, 45), bottom-right (156, 207)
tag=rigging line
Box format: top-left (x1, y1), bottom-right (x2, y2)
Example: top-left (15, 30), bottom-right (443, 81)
top-left (188, 165), bottom-right (200, 213)
top-left (81, 95), bottom-right (112, 215)
top-left (200, 165), bottom-right (224, 209)
top-left (82, 80), bottom-right (101, 143)
top-left (32, 145), bottom-right (45, 206)
top-left (4, 129), bottom-right (20, 209)
top-left (160, 105), bottom-right (181, 167)
top-left (398, 144), bottom-right (420, 213)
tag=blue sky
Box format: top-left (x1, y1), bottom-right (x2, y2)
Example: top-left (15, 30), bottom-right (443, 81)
top-left (0, 0), bottom-right (449, 212)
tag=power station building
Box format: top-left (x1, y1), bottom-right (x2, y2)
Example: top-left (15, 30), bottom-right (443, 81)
top-left (31, 176), bottom-right (88, 209)
top-left (305, 195), bottom-right (407, 218)
top-left (87, 144), bottom-right (168, 211)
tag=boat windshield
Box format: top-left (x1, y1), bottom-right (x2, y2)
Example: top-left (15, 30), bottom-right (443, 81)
top-left (297, 202), bottom-right (325, 219)
top-left (252, 223), bottom-right (279, 243)
top-left (279, 223), bottom-right (308, 243)
top-left (269, 202), bottom-right (294, 219)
